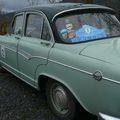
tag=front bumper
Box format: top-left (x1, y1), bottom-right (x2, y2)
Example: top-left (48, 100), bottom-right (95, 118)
top-left (99, 113), bottom-right (120, 120)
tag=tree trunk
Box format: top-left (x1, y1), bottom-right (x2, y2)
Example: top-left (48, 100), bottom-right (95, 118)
top-left (85, 0), bottom-right (93, 3)
top-left (27, 0), bottom-right (39, 6)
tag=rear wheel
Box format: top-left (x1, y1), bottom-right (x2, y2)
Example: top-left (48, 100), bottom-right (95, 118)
top-left (46, 80), bottom-right (77, 120)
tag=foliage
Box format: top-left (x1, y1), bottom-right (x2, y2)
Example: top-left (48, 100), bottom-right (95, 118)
top-left (26, 0), bottom-right (43, 6)
top-left (0, 13), bottom-right (14, 35)
top-left (0, 0), bottom-right (4, 14)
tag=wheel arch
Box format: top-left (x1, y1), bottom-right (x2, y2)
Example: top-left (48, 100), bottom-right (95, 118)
top-left (38, 73), bottom-right (90, 114)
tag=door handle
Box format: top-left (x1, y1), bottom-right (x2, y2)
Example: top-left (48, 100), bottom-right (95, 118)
top-left (15, 36), bottom-right (21, 40)
top-left (40, 42), bottom-right (50, 46)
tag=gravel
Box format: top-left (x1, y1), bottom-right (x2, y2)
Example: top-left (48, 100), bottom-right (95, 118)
top-left (0, 70), bottom-right (97, 120)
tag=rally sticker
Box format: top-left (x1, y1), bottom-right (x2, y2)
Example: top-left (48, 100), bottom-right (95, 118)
top-left (1, 45), bottom-right (6, 58)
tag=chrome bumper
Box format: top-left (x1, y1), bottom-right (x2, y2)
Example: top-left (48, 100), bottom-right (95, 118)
top-left (99, 113), bottom-right (120, 120)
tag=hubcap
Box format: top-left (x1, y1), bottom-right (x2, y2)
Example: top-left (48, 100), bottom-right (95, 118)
top-left (50, 85), bottom-right (69, 114)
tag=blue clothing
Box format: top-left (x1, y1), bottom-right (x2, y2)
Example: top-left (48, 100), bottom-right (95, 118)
top-left (71, 25), bottom-right (107, 42)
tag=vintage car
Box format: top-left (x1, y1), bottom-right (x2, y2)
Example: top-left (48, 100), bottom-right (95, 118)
top-left (0, 3), bottom-right (120, 120)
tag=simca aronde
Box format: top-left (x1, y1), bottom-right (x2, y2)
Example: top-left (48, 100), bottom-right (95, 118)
top-left (0, 3), bottom-right (120, 120)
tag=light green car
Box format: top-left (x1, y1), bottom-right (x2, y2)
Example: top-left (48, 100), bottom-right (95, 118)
top-left (0, 3), bottom-right (120, 120)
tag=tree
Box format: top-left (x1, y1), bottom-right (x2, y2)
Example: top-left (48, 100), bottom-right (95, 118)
top-left (27, 0), bottom-right (39, 6)
top-left (84, 0), bottom-right (93, 3)
top-left (0, 0), bottom-right (4, 14)
top-left (26, 0), bottom-right (49, 6)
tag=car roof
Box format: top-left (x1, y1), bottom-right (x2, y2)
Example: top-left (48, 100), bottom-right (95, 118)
top-left (17, 3), bottom-right (114, 22)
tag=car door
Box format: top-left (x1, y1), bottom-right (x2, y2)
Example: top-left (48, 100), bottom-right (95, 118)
top-left (18, 12), bottom-right (54, 85)
top-left (2, 13), bottom-right (24, 75)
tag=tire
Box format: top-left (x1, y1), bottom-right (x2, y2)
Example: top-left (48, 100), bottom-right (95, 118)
top-left (46, 80), bottom-right (77, 120)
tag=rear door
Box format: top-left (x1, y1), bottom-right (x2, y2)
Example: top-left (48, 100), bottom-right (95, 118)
top-left (18, 12), bottom-right (54, 85)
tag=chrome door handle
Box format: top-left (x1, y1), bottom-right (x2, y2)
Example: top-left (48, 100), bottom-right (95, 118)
top-left (15, 36), bottom-right (21, 40)
top-left (40, 42), bottom-right (50, 46)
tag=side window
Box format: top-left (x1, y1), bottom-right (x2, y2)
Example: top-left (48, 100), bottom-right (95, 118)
top-left (41, 20), bottom-right (51, 41)
top-left (13, 14), bottom-right (23, 35)
top-left (25, 14), bottom-right (43, 38)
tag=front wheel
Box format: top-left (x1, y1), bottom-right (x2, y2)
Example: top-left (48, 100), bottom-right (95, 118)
top-left (46, 80), bottom-right (77, 120)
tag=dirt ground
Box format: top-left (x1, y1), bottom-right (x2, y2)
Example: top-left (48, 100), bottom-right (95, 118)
top-left (0, 70), bottom-right (97, 120)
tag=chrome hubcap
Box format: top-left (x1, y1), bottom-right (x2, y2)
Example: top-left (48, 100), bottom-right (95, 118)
top-left (51, 85), bottom-right (69, 114)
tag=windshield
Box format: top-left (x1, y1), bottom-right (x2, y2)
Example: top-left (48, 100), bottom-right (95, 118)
top-left (55, 13), bottom-right (120, 43)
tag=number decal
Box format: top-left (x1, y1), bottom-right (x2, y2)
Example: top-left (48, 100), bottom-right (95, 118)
top-left (1, 45), bottom-right (6, 58)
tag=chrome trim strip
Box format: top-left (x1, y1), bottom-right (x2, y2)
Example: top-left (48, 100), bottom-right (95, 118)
top-left (2, 63), bottom-right (37, 89)
top-left (52, 6), bottom-right (113, 21)
top-left (28, 56), bottom-right (47, 60)
top-left (103, 77), bottom-right (120, 85)
top-left (18, 49), bottom-right (32, 59)
top-left (48, 59), bottom-right (93, 76)
top-left (99, 113), bottom-right (120, 120)
top-left (18, 51), bottom-right (30, 60)
top-left (18, 49), bottom-right (32, 57)
top-left (52, 8), bottom-right (82, 21)
top-left (0, 44), bottom-right (17, 53)
top-left (5, 46), bottom-right (17, 53)
top-left (4, 62), bottom-right (34, 82)
top-left (18, 51), bottom-right (47, 61)
top-left (48, 59), bottom-right (120, 85)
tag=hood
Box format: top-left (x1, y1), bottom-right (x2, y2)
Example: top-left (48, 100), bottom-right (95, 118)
top-left (80, 37), bottom-right (120, 65)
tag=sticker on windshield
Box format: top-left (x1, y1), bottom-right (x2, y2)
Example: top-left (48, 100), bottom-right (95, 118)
top-left (1, 45), bottom-right (6, 58)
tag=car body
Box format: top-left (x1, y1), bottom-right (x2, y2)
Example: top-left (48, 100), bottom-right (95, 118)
top-left (0, 3), bottom-right (120, 120)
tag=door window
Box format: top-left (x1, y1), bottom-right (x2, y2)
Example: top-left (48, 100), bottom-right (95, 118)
top-left (41, 20), bottom-right (51, 41)
top-left (13, 14), bottom-right (23, 35)
top-left (25, 14), bottom-right (44, 38)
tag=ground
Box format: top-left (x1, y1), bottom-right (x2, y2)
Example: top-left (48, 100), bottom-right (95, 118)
top-left (0, 70), bottom-right (97, 120)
